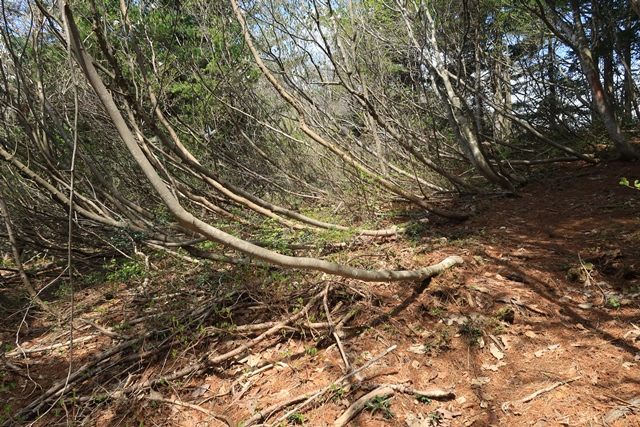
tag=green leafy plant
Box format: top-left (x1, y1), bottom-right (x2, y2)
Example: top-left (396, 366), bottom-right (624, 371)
top-left (53, 281), bottom-right (72, 299)
top-left (606, 296), bottom-right (621, 309)
top-left (365, 395), bottom-right (394, 419)
top-left (105, 259), bottom-right (145, 283)
top-left (416, 394), bottom-right (432, 404)
top-left (0, 370), bottom-right (16, 394)
top-left (494, 306), bottom-right (515, 324)
top-left (292, 296), bottom-right (305, 313)
top-left (0, 403), bottom-right (13, 425)
top-left (405, 220), bottom-right (428, 240)
top-left (305, 346), bottom-right (318, 357)
top-left (428, 411), bottom-right (443, 424)
top-left (114, 321), bottom-right (132, 332)
top-left (423, 327), bottom-right (453, 353)
top-left (286, 412), bottom-right (305, 425)
top-left (81, 270), bottom-right (106, 287)
top-left (619, 177), bottom-right (640, 190)
top-left (428, 306), bottom-right (445, 318)
top-left (256, 219), bottom-right (291, 253)
top-left (329, 384), bottom-right (346, 400)
top-left (459, 320), bottom-right (483, 346)
top-left (0, 256), bottom-right (15, 268)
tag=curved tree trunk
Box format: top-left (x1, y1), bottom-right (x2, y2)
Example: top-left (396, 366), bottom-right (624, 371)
top-left (61, 2), bottom-right (464, 282)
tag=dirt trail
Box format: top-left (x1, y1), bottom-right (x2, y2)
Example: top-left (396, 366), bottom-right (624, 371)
top-left (1, 160), bottom-right (639, 426)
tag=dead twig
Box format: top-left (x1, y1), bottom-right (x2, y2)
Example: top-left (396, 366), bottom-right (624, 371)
top-left (207, 285), bottom-right (326, 365)
top-left (79, 318), bottom-right (130, 339)
top-left (243, 394), bottom-right (311, 427)
top-left (223, 363), bottom-right (275, 400)
top-left (267, 344), bottom-right (397, 427)
top-left (501, 376), bottom-right (581, 412)
top-left (9, 335), bottom-right (148, 422)
top-left (6, 334), bottom-right (99, 357)
top-left (323, 283), bottom-right (352, 374)
top-left (603, 394), bottom-right (640, 425)
top-left (0, 192), bottom-right (52, 314)
top-left (496, 297), bottom-right (548, 315)
top-left (603, 393), bottom-right (640, 410)
top-left (145, 394), bottom-right (233, 427)
top-left (131, 287), bottom-right (330, 394)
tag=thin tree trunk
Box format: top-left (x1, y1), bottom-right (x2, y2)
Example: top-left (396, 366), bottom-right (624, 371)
top-left (474, 42), bottom-right (484, 138)
top-left (0, 191), bottom-right (50, 312)
top-left (547, 38), bottom-right (559, 130)
top-left (632, 0), bottom-right (640, 19)
top-left (364, 112), bottom-right (387, 177)
top-left (568, 0), bottom-right (638, 159)
top-left (577, 48), bottom-right (635, 158)
top-left (230, 0), bottom-right (468, 219)
top-left (620, 32), bottom-right (634, 124)
top-left (493, 37), bottom-right (512, 141)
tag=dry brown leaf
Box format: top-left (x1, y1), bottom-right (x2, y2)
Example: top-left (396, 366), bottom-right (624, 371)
top-left (481, 361), bottom-right (506, 371)
top-left (471, 376), bottom-right (490, 387)
top-left (409, 343), bottom-right (428, 354)
top-left (245, 354), bottom-right (261, 367)
top-left (489, 343), bottom-right (504, 360)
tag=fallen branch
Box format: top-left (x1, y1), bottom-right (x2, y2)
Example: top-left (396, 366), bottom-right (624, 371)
top-left (333, 386), bottom-right (394, 427)
top-left (207, 287), bottom-right (325, 364)
top-left (10, 335), bottom-right (147, 421)
top-left (501, 157), bottom-right (586, 165)
top-left (497, 297), bottom-right (548, 316)
top-left (79, 318), bottom-right (129, 339)
top-left (145, 242), bottom-right (201, 264)
top-left (323, 284), bottom-right (352, 374)
top-left (268, 345), bottom-right (397, 426)
top-left (242, 393), bottom-right (313, 427)
top-left (363, 383), bottom-right (455, 400)
top-left (130, 288), bottom-right (330, 394)
top-left (7, 334), bottom-right (99, 357)
top-left (501, 376), bottom-right (581, 412)
top-left (604, 393), bottom-right (640, 410)
top-left (240, 346), bottom-right (397, 426)
top-left (204, 312), bottom-right (355, 335)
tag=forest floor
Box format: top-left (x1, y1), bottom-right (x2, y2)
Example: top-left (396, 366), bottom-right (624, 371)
top-left (1, 160), bottom-right (640, 427)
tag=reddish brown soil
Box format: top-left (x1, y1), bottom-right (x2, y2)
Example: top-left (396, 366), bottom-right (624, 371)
top-left (1, 160), bottom-right (639, 426)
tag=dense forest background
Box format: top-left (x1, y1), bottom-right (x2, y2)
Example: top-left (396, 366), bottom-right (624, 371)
top-left (1, 0), bottom-right (638, 273)
top-left (1, 1), bottom-right (640, 426)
